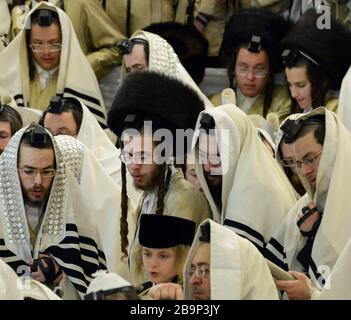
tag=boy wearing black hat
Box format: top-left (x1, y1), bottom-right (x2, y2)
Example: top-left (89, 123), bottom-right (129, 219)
top-left (135, 214), bottom-right (196, 298)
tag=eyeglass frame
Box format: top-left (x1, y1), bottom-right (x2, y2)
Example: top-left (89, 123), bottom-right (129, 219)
top-left (188, 265), bottom-right (210, 279)
top-left (280, 157), bottom-right (296, 168)
top-left (294, 150), bottom-right (322, 171)
top-left (119, 151), bottom-right (154, 165)
top-left (18, 167), bottom-right (56, 178)
top-left (235, 65), bottom-right (268, 78)
top-left (29, 42), bottom-right (62, 52)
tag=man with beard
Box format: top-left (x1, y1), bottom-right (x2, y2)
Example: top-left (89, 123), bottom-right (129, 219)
top-left (0, 124), bottom-right (125, 298)
top-left (191, 104), bottom-right (297, 254)
top-left (107, 71), bottom-right (212, 285)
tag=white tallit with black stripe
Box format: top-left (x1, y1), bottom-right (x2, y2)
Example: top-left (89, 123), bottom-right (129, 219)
top-left (192, 104), bottom-right (297, 252)
top-left (0, 2), bottom-right (107, 127)
top-left (183, 219), bottom-right (279, 300)
top-left (266, 107), bottom-right (351, 289)
top-left (0, 127), bottom-right (121, 298)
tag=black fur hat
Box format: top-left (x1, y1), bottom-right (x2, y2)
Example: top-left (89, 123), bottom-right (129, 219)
top-left (282, 8), bottom-right (351, 89)
top-left (143, 22), bottom-right (209, 84)
top-left (221, 8), bottom-right (291, 72)
top-left (108, 71), bottom-right (205, 155)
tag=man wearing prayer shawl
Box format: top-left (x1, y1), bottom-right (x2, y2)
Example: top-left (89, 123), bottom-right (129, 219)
top-left (191, 104), bottom-right (297, 253)
top-left (150, 219), bottom-right (279, 300)
top-left (0, 2), bottom-right (107, 127)
top-left (118, 30), bottom-right (213, 109)
top-left (40, 96), bottom-right (141, 205)
top-left (265, 107), bottom-right (351, 300)
top-left (11, 0), bottom-right (125, 79)
top-left (0, 124), bottom-right (126, 299)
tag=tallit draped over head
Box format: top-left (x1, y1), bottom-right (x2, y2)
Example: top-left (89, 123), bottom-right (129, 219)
top-left (0, 2), bottom-right (107, 127)
top-left (0, 126), bottom-right (126, 298)
top-left (266, 107), bottom-right (351, 286)
top-left (183, 219), bottom-right (278, 300)
top-left (121, 30), bottom-right (213, 109)
top-left (192, 104), bottom-right (297, 251)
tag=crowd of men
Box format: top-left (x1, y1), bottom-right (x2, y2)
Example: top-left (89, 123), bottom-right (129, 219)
top-left (1, 0), bottom-right (351, 300)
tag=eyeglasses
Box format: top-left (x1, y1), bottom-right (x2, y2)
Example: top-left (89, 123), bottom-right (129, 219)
top-left (198, 150), bottom-right (221, 166)
top-left (235, 65), bottom-right (268, 78)
top-left (188, 265), bottom-right (210, 279)
top-left (18, 167), bottom-right (56, 178)
top-left (280, 157), bottom-right (295, 168)
top-left (29, 43), bottom-right (62, 52)
top-left (119, 152), bottom-right (153, 165)
top-left (294, 150), bottom-right (322, 171)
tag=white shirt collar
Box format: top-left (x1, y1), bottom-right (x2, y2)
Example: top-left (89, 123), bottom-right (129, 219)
top-left (34, 61), bottom-right (59, 89)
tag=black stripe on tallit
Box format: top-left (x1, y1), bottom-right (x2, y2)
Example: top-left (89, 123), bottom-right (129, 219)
top-left (13, 94), bottom-right (24, 101)
top-left (309, 258), bottom-right (326, 288)
top-left (264, 237), bottom-right (289, 270)
top-left (65, 224), bottom-right (106, 261)
top-left (63, 87), bottom-right (101, 106)
top-left (224, 219), bottom-right (266, 249)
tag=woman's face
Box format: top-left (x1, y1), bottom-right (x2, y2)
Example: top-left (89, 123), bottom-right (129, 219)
top-left (285, 66), bottom-right (312, 110)
top-left (142, 247), bottom-right (178, 284)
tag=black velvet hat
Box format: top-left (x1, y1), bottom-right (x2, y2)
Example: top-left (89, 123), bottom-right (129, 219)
top-left (138, 214), bottom-right (196, 248)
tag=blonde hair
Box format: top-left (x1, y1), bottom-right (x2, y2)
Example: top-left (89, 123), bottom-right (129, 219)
top-left (134, 244), bottom-right (190, 284)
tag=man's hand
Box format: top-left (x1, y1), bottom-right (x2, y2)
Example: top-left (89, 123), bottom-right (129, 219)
top-left (298, 202), bottom-right (321, 233)
top-left (30, 254), bottom-right (62, 285)
top-left (276, 271), bottom-right (312, 300)
top-left (149, 283), bottom-right (184, 300)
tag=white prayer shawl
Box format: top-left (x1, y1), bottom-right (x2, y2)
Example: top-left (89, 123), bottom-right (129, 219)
top-left (54, 135), bottom-right (134, 282)
top-left (0, 128), bottom-right (130, 297)
top-left (121, 30), bottom-right (213, 109)
top-left (266, 107), bottom-right (351, 287)
top-left (337, 66), bottom-right (351, 133)
top-left (0, 258), bottom-right (24, 299)
top-left (183, 219), bottom-right (279, 300)
top-left (192, 104), bottom-right (297, 251)
top-left (76, 100), bottom-right (141, 205)
top-left (316, 236), bottom-right (351, 300)
top-left (0, 2), bottom-right (107, 127)
top-left (0, 0), bottom-right (11, 51)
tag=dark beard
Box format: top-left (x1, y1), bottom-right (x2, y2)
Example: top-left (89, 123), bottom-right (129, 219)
top-left (205, 176), bottom-right (222, 212)
top-left (134, 166), bottom-right (163, 191)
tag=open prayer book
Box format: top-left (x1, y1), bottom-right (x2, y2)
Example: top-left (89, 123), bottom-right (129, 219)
top-left (265, 259), bottom-right (295, 281)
